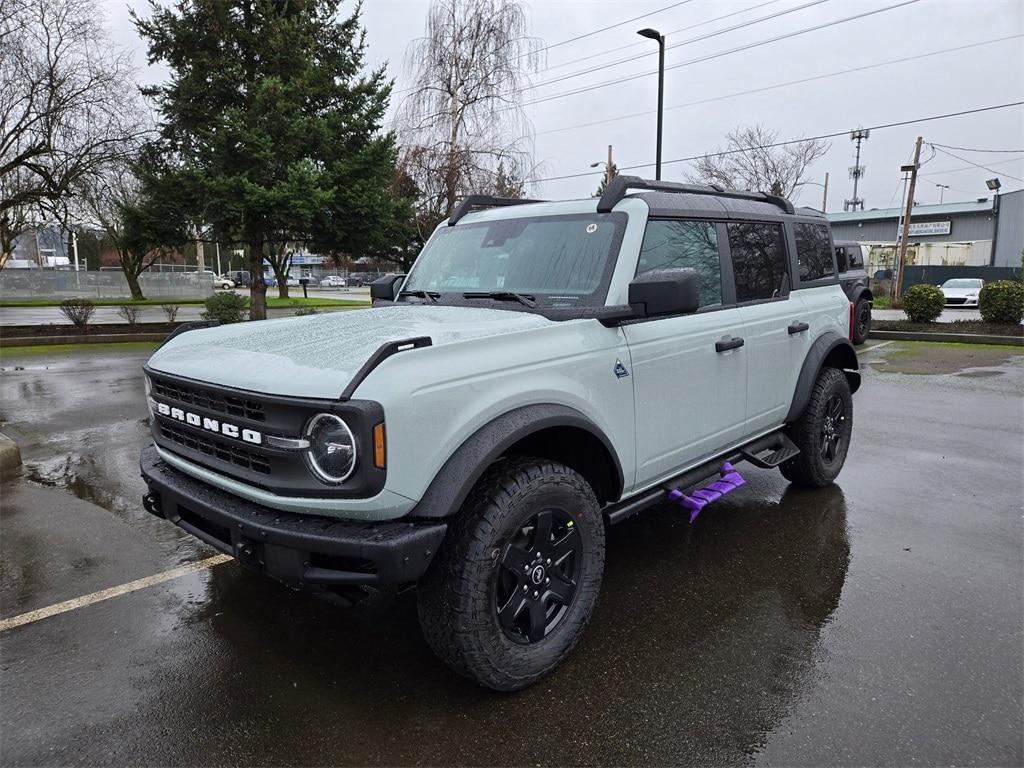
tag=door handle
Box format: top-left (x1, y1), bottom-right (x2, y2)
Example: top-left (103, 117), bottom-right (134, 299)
top-left (788, 321), bottom-right (810, 335)
top-left (715, 337), bottom-right (745, 353)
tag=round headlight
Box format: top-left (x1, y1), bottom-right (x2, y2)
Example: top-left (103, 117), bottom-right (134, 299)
top-left (305, 414), bottom-right (357, 484)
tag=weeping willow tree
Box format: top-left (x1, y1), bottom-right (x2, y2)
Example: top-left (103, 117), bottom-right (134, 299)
top-left (396, 0), bottom-right (542, 237)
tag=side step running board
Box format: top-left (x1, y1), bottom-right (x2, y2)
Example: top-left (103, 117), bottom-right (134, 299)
top-left (739, 432), bottom-right (800, 469)
top-left (603, 429), bottom-right (801, 527)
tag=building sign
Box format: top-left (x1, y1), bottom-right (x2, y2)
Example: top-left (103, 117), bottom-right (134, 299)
top-left (898, 220), bottom-right (952, 237)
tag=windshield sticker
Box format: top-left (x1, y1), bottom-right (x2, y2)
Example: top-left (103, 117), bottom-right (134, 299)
top-left (586, 223), bottom-right (598, 234)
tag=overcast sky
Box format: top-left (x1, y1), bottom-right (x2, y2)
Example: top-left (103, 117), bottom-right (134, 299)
top-left (102, 0), bottom-right (1023, 211)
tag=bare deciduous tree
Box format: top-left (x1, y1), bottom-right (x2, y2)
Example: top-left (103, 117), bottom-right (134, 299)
top-left (0, 0), bottom-right (141, 266)
top-left (686, 125), bottom-right (830, 198)
top-left (396, 0), bottom-right (542, 231)
top-left (76, 159), bottom-right (176, 300)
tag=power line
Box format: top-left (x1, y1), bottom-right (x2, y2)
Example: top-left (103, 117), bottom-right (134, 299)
top-left (920, 156), bottom-right (1024, 176)
top-left (527, 0), bottom-right (834, 94)
top-left (929, 142), bottom-right (1024, 153)
top-left (393, 0), bottom-right (697, 97)
top-left (531, 0), bottom-right (697, 56)
top-left (533, 35), bottom-right (1021, 137)
top-left (531, 102), bottom-right (1024, 184)
top-left (520, 0), bottom-right (922, 109)
top-left (930, 146), bottom-right (1024, 183)
top-left (541, 0), bottom-right (788, 75)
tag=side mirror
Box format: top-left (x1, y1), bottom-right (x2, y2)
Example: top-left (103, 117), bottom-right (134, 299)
top-left (370, 274), bottom-right (406, 302)
top-left (628, 268), bottom-right (700, 318)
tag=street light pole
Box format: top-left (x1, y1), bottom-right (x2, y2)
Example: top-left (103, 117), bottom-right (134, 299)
top-left (638, 28), bottom-right (665, 180)
top-left (935, 183), bottom-right (949, 204)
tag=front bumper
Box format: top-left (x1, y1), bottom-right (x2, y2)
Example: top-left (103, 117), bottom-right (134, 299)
top-left (141, 445), bottom-right (446, 588)
top-left (944, 297), bottom-right (978, 306)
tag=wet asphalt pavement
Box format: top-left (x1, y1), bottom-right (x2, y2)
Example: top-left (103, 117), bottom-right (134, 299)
top-left (1, 341), bottom-right (1022, 766)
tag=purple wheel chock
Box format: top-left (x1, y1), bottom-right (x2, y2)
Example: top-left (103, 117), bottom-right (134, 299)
top-left (667, 462), bottom-right (746, 523)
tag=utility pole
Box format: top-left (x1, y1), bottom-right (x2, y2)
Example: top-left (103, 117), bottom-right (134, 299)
top-left (894, 135), bottom-right (923, 300)
top-left (822, 172), bottom-right (829, 212)
top-left (606, 144), bottom-right (614, 186)
top-left (71, 230), bottom-right (80, 272)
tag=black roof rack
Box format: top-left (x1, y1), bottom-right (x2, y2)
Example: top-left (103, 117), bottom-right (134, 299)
top-left (447, 195), bottom-right (547, 226)
top-left (596, 174), bottom-right (795, 215)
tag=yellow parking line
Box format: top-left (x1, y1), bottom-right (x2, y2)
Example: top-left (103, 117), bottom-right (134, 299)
top-left (0, 554), bottom-right (233, 633)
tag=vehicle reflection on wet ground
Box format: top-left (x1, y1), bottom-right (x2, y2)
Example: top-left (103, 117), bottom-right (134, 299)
top-left (1, 341), bottom-right (1021, 766)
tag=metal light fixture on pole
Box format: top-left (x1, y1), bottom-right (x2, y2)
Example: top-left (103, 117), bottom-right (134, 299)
top-left (637, 28), bottom-right (664, 181)
top-left (934, 183), bottom-right (949, 204)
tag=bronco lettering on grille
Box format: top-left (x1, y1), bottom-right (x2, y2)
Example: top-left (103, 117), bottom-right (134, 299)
top-left (155, 402), bottom-right (262, 445)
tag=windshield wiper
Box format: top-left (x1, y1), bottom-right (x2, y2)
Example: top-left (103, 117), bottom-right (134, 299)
top-left (400, 290), bottom-right (440, 303)
top-left (462, 291), bottom-right (536, 308)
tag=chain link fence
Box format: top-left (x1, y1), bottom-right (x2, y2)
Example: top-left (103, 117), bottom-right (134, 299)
top-left (0, 270), bottom-right (214, 300)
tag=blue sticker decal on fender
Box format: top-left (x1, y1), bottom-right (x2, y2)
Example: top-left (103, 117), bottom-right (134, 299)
top-left (614, 360), bottom-right (630, 379)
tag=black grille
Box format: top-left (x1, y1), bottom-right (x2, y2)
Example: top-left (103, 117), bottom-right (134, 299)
top-left (159, 422), bottom-right (271, 475)
top-left (151, 377), bottom-right (266, 422)
top-left (945, 297), bottom-right (967, 305)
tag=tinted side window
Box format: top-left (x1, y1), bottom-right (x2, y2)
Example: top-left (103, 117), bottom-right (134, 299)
top-left (794, 223), bottom-right (835, 282)
top-left (727, 222), bottom-right (788, 302)
top-left (848, 246), bottom-right (864, 269)
top-left (638, 219), bottom-right (722, 307)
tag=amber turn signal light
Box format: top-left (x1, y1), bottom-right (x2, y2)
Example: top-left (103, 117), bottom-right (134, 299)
top-left (373, 423), bottom-right (386, 469)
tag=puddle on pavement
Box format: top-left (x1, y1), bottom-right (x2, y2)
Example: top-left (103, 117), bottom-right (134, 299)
top-left (867, 342), bottom-right (1024, 376)
top-left (26, 454), bottom-right (121, 513)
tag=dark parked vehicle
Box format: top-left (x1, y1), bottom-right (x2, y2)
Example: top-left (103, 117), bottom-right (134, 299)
top-left (834, 241), bottom-right (872, 345)
top-left (228, 271), bottom-right (251, 288)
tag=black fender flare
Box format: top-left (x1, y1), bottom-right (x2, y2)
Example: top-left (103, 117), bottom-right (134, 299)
top-left (850, 285), bottom-right (873, 305)
top-left (410, 404), bottom-right (624, 519)
top-left (785, 332), bottom-right (861, 423)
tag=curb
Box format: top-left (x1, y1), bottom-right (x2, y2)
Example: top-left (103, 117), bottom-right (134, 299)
top-left (0, 432), bottom-right (22, 477)
top-left (868, 330), bottom-right (1023, 346)
top-left (1, 333), bottom-right (168, 348)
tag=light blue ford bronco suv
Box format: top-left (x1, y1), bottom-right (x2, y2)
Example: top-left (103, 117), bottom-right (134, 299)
top-left (141, 176), bottom-right (860, 690)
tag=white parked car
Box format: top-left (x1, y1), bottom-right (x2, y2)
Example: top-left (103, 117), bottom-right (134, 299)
top-left (940, 278), bottom-right (983, 307)
top-left (321, 275), bottom-right (347, 287)
top-left (212, 274), bottom-right (235, 290)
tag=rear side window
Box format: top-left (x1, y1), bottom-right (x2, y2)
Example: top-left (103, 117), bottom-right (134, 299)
top-left (727, 222), bottom-right (788, 302)
top-left (848, 246), bottom-right (864, 269)
top-left (794, 223), bottom-right (835, 282)
top-left (638, 220), bottom-right (722, 308)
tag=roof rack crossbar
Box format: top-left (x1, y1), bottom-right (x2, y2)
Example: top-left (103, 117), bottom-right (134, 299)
top-left (447, 195), bottom-right (547, 226)
top-left (596, 174), bottom-right (795, 215)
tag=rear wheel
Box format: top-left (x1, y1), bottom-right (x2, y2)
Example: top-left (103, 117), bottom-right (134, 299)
top-left (851, 297), bottom-right (871, 345)
top-left (780, 367), bottom-right (853, 488)
top-left (417, 458), bottom-right (605, 691)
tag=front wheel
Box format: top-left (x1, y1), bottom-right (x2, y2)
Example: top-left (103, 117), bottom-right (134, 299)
top-left (780, 367), bottom-right (853, 488)
top-left (417, 458), bottom-right (605, 691)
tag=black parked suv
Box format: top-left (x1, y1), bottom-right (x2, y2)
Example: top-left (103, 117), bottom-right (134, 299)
top-left (834, 241), bottom-right (871, 345)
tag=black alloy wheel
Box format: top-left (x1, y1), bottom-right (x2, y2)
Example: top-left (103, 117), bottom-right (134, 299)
top-left (494, 509), bottom-right (581, 644)
top-left (820, 393), bottom-right (845, 463)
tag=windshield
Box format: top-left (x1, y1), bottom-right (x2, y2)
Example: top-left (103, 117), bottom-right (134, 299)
top-left (401, 213), bottom-right (627, 307)
top-left (942, 279), bottom-right (982, 289)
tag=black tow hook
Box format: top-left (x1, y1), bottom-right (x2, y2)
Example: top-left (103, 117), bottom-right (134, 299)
top-left (142, 492), bottom-right (163, 519)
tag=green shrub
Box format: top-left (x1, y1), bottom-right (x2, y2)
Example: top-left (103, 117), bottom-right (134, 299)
top-left (902, 284), bottom-right (944, 323)
top-left (201, 292), bottom-right (249, 323)
top-left (978, 279), bottom-right (1024, 325)
top-left (59, 298), bottom-right (95, 326)
top-left (292, 301), bottom-right (320, 316)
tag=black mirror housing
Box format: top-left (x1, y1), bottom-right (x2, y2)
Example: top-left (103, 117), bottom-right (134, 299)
top-left (370, 274), bottom-right (406, 302)
top-left (627, 268), bottom-right (700, 318)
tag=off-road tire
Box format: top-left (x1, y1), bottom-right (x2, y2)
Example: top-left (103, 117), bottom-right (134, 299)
top-left (780, 367), bottom-right (853, 488)
top-left (416, 457), bottom-right (605, 691)
top-left (851, 297), bottom-right (871, 345)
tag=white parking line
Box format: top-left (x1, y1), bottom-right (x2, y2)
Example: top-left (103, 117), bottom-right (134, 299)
top-left (0, 554), bottom-right (233, 633)
top-left (859, 340), bottom-right (896, 354)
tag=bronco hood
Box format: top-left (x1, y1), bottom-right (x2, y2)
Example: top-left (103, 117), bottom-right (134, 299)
top-left (146, 304), bottom-right (554, 399)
